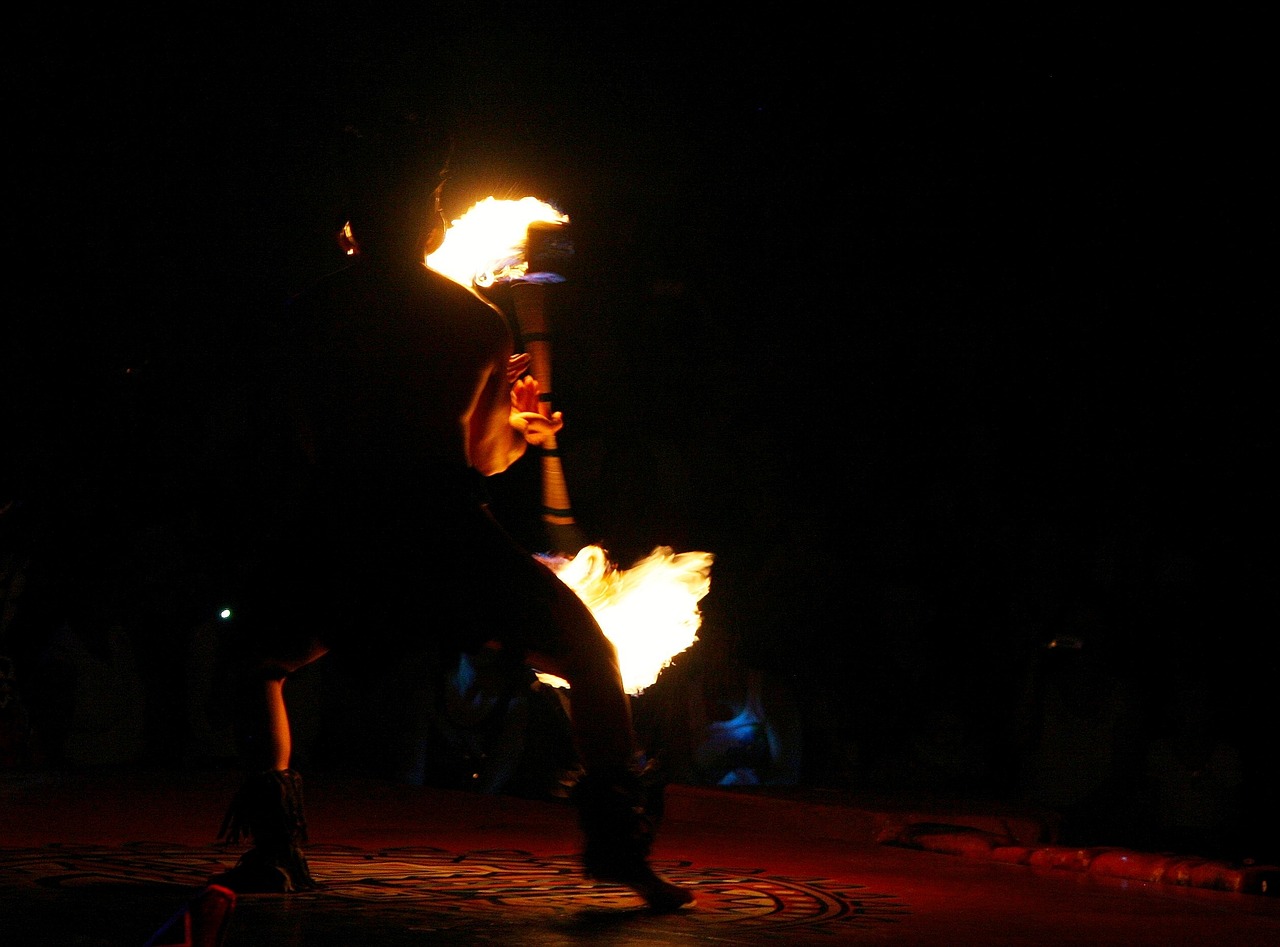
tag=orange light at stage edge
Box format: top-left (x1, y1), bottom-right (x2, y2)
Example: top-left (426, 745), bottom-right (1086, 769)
top-left (534, 546), bottom-right (714, 695)
top-left (425, 196), bottom-right (568, 288)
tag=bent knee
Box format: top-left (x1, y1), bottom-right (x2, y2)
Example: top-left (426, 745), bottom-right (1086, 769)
top-left (236, 639), bottom-right (329, 679)
top-left (539, 627), bottom-right (621, 685)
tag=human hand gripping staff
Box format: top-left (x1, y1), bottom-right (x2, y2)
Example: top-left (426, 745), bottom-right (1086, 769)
top-left (507, 353), bottom-right (563, 448)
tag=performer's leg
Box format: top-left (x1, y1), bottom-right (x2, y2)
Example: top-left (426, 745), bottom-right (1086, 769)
top-left (528, 596), bottom-right (635, 769)
top-left (242, 673), bottom-right (295, 772)
top-left (457, 506), bottom-right (693, 910)
top-left (213, 642), bottom-right (328, 894)
top-left (527, 580), bottom-right (694, 911)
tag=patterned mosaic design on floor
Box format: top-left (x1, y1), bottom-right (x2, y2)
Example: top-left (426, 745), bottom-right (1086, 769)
top-left (1, 843), bottom-right (910, 937)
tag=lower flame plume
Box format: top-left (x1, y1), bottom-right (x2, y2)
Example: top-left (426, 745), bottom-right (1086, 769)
top-left (535, 545), bottom-right (713, 695)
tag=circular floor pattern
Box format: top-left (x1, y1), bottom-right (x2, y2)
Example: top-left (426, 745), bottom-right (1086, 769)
top-left (2, 843), bottom-right (911, 938)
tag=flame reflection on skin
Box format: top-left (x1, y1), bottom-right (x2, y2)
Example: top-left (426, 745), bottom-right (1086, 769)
top-left (425, 196), bottom-right (568, 288)
top-left (535, 546), bottom-right (713, 695)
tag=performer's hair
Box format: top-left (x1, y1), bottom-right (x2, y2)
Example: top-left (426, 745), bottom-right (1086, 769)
top-left (261, 87), bottom-right (455, 258)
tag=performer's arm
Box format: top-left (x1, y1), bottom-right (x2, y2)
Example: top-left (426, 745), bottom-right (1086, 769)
top-left (467, 350), bottom-right (528, 476)
top-left (466, 348), bottom-right (563, 475)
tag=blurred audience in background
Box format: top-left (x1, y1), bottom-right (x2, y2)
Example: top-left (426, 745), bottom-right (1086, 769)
top-left (634, 625), bottom-right (802, 790)
top-left (1010, 606), bottom-right (1148, 850)
top-left (1142, 669), bottom-right (1245, 860)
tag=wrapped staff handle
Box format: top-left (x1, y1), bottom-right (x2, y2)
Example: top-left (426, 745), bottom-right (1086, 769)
top-left (511, 223), bottom-right (583, 554)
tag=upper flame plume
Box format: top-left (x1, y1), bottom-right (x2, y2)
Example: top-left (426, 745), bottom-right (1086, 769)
top-left (425, 196), bottom-right (568, 288)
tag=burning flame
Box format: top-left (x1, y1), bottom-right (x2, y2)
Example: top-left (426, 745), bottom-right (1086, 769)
top-left (536, 545), bottom-right (713, 695)
top-left (425, 196), bottom-right (568, 288)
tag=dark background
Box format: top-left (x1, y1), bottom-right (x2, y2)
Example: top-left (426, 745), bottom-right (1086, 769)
top-left (6, 12), bottom-right (1274, 858)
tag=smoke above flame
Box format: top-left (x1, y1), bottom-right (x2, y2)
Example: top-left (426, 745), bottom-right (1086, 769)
top-left (536, 545), bottom-right (713, 695)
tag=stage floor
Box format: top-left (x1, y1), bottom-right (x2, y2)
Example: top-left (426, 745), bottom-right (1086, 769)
top-left (2, 768), bottom-right (1277, 946)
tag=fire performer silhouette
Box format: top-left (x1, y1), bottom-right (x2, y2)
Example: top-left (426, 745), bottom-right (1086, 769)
top-left (206, 104), bottom-right (692, 911)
